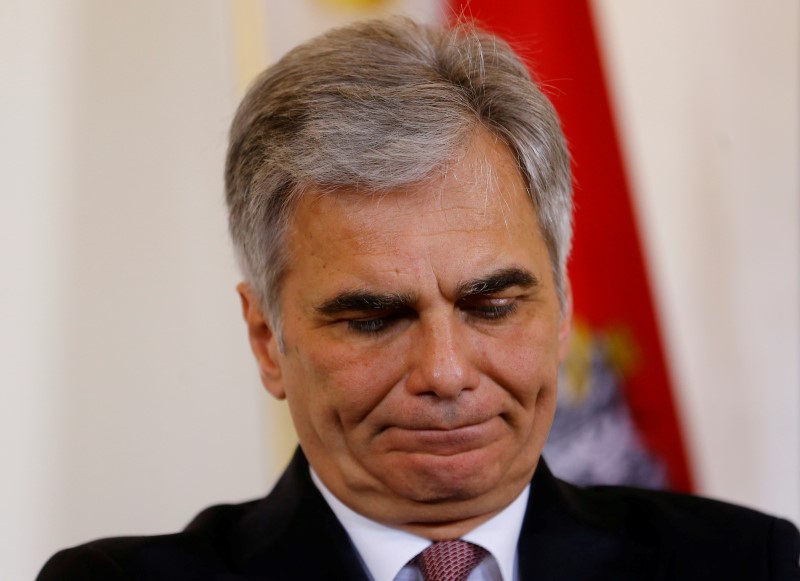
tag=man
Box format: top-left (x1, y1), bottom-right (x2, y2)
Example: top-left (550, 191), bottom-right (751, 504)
top-left (39, 17), bottom-right (799, 581)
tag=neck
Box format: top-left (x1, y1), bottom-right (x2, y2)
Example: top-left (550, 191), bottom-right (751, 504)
top-left (309, 463), bottom-right (532, 541)
top-left (394, 510), bottom-right (503, 541)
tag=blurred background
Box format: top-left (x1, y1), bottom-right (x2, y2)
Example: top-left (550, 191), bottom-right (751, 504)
top-left (2, 1), bottom-right (797, 578)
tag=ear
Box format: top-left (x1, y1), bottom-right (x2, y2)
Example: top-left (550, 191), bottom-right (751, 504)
top-left (557, 278), bottom-right (573, 362)
top-left (237, 282), bottom-right (286, 400)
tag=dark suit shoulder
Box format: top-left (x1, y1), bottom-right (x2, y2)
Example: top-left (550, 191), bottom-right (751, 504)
top-left (566, 481), bottom-right (800, 579)
top-left (573, 482), bottom-right (781, 534)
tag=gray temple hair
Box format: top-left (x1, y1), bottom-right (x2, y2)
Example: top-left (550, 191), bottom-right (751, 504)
top-left (225, 17), bottom-right (573, 337)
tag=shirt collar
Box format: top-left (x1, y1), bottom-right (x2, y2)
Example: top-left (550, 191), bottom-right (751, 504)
top-left (310, 467), bottom-right (529, 581)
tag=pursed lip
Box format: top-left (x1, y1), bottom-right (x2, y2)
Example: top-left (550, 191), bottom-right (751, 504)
top-left (377, 417), bottom-right (502, 456)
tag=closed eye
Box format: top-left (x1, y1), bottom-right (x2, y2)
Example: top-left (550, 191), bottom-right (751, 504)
top-left (455, 267), bottom-right (536, 323)
top-left (461, 299), bottom-right (518, 321)
top-left (347, 316), bottom-right (391, 335)
top-left (345, 309), bottom-right (413, 336)
top-left (469, 302), bottom-right (517, 320)
top-left (316, 291), bottom-right (416, 336)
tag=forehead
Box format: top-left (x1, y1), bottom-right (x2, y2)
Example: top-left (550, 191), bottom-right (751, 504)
top-left (277, 129), bottom-right (558, 322)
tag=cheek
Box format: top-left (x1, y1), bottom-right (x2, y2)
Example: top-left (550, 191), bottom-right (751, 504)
top-left (479, 321), bottom-right (562, 407)
top-left (287, 338), bottom-right (409, 428)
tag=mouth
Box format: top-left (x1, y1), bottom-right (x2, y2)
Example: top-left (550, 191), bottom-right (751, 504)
top-left (378, 417), bottom-right (503, 456)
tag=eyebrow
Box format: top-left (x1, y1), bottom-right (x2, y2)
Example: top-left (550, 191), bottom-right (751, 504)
top-left (314, 267), bottom-right (538, 316)
top-left (456, 267), bottom-right (538, 299)
top-left (315, 291), bottom-right (416, 316)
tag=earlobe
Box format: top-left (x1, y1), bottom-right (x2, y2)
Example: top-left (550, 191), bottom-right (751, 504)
top-left (557, 279), bottom-right (573, 362)
top-left (237, 282), bottom-right (286, 400)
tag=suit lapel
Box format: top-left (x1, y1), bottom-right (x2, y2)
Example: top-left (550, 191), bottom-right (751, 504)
top-left (219, 450), bottom-right (671, 580)
top-left (226, 449), bottom-right (371, 581)
top-left (517, 459), bottom-right (670, 581)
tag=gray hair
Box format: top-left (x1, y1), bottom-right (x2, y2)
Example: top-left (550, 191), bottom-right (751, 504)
top-left (225, 17), bottom-right (573, 334)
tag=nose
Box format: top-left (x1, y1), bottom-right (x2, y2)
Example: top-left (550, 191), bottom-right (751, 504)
top-left (405, 316), bottom-right (479, 399)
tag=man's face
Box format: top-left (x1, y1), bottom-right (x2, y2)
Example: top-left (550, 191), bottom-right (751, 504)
top-left (241, 129), bottom-right (571, 537)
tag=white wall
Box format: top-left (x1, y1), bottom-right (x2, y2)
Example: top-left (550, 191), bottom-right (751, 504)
top-left (1, 2), bottom-right (74, 577)
top-left (1, 1), bottom-right (797, 579)
top-left (262, 0), bottom-right (444, 62)
top-left (2, 2), bottom-right (268, 579)
top-left (592, 0), bottom-right (800, 522)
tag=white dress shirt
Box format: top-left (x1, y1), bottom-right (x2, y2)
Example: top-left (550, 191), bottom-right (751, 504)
top-left (310, 468), bottom-right (530, 581)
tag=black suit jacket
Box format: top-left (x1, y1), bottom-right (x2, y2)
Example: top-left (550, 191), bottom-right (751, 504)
top-left (39, 449), bottom-right (800, 580)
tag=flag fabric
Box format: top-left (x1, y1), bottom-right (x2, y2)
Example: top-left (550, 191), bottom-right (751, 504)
top-left (450, 0), bottom-right (694, 491)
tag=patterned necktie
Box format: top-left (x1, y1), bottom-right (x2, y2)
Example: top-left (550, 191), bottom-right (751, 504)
top-left (414, 540), bottom-right (489, 581)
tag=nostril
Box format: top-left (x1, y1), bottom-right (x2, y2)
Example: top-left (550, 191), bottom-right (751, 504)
top-left (400, 313), bottom-right (482, 400)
